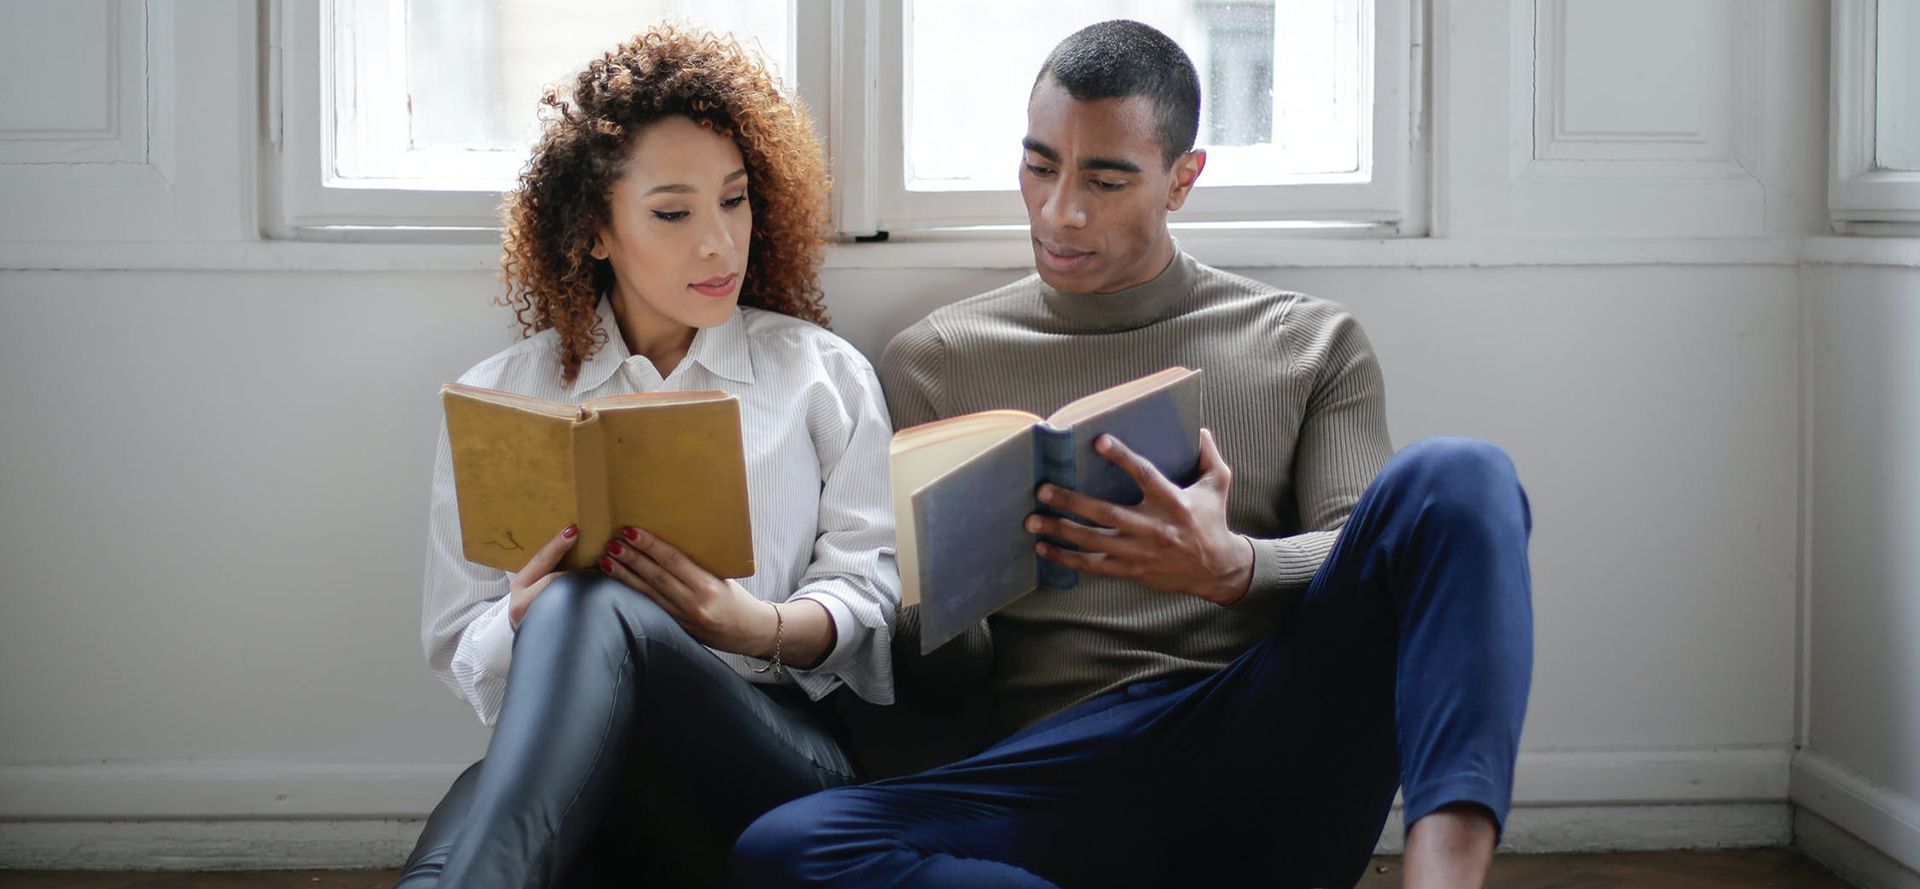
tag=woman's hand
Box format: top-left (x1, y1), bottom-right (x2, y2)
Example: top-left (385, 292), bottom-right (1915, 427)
top-left (600, 527), bottom-right (836, 667)
top-left (508, 524), bottom-right (580, 629)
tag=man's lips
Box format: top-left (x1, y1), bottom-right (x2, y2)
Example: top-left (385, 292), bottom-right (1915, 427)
top-left (690, 273), bottom-right (739, 297)
top-left (1038, 242), bottom-right (1093, 272)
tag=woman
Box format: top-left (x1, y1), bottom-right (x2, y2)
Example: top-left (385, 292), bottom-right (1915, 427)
top-left (401, 26), bottom-right (897, 887)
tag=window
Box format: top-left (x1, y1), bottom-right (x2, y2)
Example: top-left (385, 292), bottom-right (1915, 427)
top-left (1830, 0), bottom-right (1920, 229)
top-left (271, 0), bottom-right (1416, 238)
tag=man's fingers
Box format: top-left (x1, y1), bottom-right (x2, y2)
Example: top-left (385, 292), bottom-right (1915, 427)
top-left (1034, 540), bottom-right (1132, 579)
top-left (1094, 435), bottom-right (1183, 502)
top-left (1035, 485), bottom-right (1157, 536)
top-left (1196, 428), bottom-right (1232, 490)
top-left (1026, 513), bottom-right (1144, 558)
top-left (518, 524), bottom-right (579, 582)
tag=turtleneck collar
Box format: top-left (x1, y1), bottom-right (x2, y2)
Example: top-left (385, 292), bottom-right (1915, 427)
top-left (1039, 249), bottom-right (1199, 332)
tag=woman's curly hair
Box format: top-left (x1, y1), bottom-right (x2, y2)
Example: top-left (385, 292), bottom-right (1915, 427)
top-left (498, 25), bottom-right (832, 387)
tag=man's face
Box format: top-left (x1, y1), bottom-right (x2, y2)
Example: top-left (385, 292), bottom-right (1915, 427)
top-left (1019, 76), bottom-right (1201, 295)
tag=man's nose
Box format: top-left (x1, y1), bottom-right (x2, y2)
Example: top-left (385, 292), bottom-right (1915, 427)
top-left (1042, 181), bottom-right (1087, 230)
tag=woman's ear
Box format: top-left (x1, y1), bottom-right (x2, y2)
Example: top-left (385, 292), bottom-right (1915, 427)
top-left (589, 232), bottom-right (610, 261)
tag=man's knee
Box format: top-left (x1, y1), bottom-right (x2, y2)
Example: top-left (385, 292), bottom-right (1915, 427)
top-left (728, 794), bottom-right (838, 887)
top-left (1380, 437), bottom-right (1524, 521)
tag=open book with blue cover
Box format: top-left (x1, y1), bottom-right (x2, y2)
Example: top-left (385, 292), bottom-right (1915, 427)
top-left (890, 367), bottom-right (1204, 653)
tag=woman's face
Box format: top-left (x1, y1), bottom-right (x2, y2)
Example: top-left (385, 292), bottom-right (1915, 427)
top-left (592, 115), bottom-right (753, 334)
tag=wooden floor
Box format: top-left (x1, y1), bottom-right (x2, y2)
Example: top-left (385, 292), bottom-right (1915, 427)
top-left (0, 848), bottom-right (1855, 888)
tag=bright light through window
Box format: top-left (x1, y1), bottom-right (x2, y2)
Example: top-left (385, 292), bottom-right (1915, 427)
top-left (905, 0), bottom-right (1365, 192)
top-left (332, 0), bottom-right (792, 188)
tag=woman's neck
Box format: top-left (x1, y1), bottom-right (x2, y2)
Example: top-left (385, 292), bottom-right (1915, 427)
top-left (608, 289), bottom-right (695, 378)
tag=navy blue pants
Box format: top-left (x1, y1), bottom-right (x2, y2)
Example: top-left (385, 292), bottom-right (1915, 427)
top-left (729, 437), bottom-right (1534, 888)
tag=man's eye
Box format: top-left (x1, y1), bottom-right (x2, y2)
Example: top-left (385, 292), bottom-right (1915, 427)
top-left (1025, 163), bottom-right (1055, 177)
top-left (652, 210), bottom-right (689, 222)
top-left (1095, 180), bottom-right (1127, 191)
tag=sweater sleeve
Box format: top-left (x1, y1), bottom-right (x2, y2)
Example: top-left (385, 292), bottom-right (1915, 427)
top-left (877, 320), bottom-right (996, 714)
top-left (1232, 301), bottom-right (1393, 621)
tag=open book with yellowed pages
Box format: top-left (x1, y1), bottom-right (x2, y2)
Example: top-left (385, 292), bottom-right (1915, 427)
top-left (441, 383), bottom-right (755, 578)
top-left (890, 367), bottom-right (1204, 652)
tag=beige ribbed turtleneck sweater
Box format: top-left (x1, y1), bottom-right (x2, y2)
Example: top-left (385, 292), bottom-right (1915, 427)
top-left (880, 251), bottom-right (1393, 735)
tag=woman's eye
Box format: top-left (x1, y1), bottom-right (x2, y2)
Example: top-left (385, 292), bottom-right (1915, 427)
top-left (722, 194), bottom-right (748, 209)
top-left (651, 210), bottom-right (689, 222)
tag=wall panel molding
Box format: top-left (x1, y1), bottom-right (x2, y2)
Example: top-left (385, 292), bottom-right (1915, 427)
top-left (0, 0), bottom-right (146, 164)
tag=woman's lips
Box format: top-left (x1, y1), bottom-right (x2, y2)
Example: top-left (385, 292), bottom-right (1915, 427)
top-left (1038, 242), bottom-right (1093, 272)
top-left (690, 273), bottom-right (739, 297)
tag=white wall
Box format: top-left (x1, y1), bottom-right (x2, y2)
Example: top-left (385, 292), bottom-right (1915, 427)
top-left (0, 0), bottom-right (1852, 869)
top-left (1793, 243), bottom-right (1920, 881)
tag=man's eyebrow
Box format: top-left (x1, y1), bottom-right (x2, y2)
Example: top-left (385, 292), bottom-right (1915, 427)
top-left (1081, 156), bottom-right (1142, 174)
top-left (643, 168), bottom-right (749, 196)
top-left (1021, 138), bottom-right (1060, 162)
top-left (1020, 138), bottom-right (1141, 175)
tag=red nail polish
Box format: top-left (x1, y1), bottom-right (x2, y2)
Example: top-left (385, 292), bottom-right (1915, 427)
top-left (608, 540), bottom-right (623, 555)
top-left (598, 556), bottom-right (613, 573)
top-left (623, 527), bottom-right (640, 541)
top-left (563, 525), bottom-right (578, 538)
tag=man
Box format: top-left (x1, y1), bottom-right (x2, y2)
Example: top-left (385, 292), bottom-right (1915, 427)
top-left (731, 20), bottom-right (1533, 889)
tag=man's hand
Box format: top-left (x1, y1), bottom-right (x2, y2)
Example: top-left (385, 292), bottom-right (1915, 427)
top-left (1026, 428), bottom-right (1254, 605)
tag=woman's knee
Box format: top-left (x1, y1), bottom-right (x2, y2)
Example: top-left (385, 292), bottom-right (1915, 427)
top-left (521, 569), bottom-right (682, 643)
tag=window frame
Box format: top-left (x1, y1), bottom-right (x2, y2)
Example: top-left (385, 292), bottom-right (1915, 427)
top-left (268, 0), bottom-right (1421, 239)
top-left (851, 0), bottom-right (1416, 234)
top-left (1830, 0), bottom-right (1920, 230)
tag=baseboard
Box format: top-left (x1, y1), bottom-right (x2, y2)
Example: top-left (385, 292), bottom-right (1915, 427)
top-left (1792, 750), bottom-right (1920, 875)
top-left (1373, 802), bottom-right (1790, 855)
top-left (0, 819), bottom-right (426, 870)
top-left (1797, 808), bottom-right (1920, 889)
top-left (0, 747), bottom-right (1796, 868)
top-left (0, 761), bottom-right (469, 819)
top-left (0, 804), bottom-right (1793, 870)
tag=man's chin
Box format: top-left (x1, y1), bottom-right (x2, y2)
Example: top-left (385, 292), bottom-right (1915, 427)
top-left (1033, 251), bottom-right (1101, 294)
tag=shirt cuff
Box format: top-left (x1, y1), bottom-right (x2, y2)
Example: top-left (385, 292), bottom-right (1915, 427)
top-left (1229, 535), bottom-right (1331, 623)
top-left (472, 599), bottom-right (517, 680)
top-left (788, 591), bottom-right (858, 679)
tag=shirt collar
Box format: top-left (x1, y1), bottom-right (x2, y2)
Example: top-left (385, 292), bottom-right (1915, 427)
top-left (569, 300), bottom-right (756, 396)
top-left (1038, 248), bottom-right (1199, 333)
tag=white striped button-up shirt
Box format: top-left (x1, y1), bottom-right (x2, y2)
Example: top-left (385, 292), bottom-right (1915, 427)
top-left (423, 302), bottom-right (899, 726)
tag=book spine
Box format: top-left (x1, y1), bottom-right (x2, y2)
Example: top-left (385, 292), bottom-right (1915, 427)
top-left (1034, 425), bottom-right (1078, 590)
top-left (568, 412), bottom-right (613, 572)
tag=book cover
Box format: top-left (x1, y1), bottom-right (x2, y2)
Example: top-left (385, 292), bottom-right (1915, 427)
top-left (892, 368), bottom-right (1204, 651)
top-left (442, 384), bottom-right (756, 578)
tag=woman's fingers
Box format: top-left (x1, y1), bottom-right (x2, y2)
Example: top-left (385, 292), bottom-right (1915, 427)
top-left (516, 524), bottom-right (579, 586)
top-left (597, 546), bottom-right (690, 621)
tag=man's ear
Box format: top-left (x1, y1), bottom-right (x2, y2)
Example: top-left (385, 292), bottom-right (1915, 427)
top-left (1166, 149), bottom-right (1206, 212)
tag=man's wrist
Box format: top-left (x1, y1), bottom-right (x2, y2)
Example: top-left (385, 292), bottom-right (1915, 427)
top-left (1203, 534), bottom-right (1256, 606)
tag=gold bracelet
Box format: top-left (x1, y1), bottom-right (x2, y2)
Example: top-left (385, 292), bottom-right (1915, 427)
top-left (753, 601), bottom-right (785, 678)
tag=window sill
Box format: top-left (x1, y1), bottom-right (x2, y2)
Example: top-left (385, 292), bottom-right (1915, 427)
top-left (0, 234), bottom-right (1809, 273)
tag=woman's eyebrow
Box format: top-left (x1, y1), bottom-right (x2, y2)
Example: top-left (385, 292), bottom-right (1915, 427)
top-left (642, 168), bottom-right (749, 197)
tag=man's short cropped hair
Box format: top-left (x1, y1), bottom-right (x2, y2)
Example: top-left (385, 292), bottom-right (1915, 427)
top-left (1033, 20), bottom-right (1202, 168)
